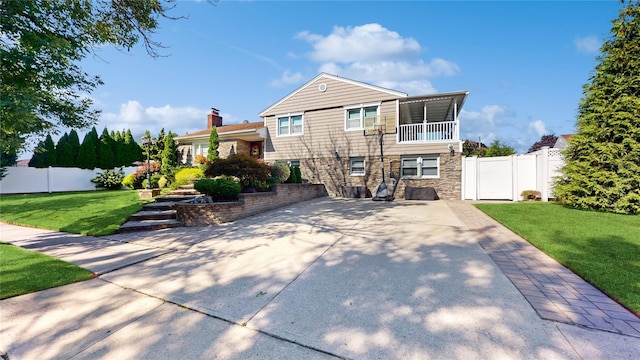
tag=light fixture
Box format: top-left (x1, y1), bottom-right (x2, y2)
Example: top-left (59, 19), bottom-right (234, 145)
top-left (448, 143), bottom-right (455, 156)
top-left (334, 150), bottom-right (340, 160)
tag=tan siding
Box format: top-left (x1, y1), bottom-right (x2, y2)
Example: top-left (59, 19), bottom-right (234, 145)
top-left (265, 77), bottom-right (401, 116)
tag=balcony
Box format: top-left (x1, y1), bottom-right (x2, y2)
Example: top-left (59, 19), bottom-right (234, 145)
top-left (398, 121), bottom-right (458, 143)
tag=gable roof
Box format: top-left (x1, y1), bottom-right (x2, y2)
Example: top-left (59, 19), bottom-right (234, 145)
top-left (175, 121), bottom-right (264, 140)
top-left (259, 73), bottom-right (408, 117)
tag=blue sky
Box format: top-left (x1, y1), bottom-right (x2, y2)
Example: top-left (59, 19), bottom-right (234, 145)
top-left (29, 0), bottom-right (622, 157)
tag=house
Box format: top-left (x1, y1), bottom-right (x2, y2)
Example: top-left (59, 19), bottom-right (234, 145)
top-left (174, 108), bottom-right (266, 165)
top-left (554, 134), bottom-right (573, 149)
top-left (259, 73), bottom-right (468, 200)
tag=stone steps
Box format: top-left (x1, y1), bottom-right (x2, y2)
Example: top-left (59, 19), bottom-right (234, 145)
top-left (117, 188), bottom-right (201, 233)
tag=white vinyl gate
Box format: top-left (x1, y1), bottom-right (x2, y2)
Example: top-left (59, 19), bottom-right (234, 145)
top-left (462, 147), bottom-right (564, 201)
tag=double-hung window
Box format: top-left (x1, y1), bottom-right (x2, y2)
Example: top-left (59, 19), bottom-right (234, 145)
top-left (350, 157), bottom-right (365, 176)
top-left (344, 103), bottom-right (379, 131)
top-left (277, 113), bottom-right (303, 136)
top-left (401, 155), bottom-right (439, 178)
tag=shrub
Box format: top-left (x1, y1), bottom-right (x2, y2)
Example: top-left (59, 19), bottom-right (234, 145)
top-left (270, 162), bottom-right (291, 183)
top-left (122, 173), bottom-right (136, 189)
top-left (287, 165), bottom-right (302, 184)
top-left (194, 178), bottom-right (241, 200)
top-left (204, 154), bottom-right (271, 190)
top-left (158, 175), bottom-right (168, 189)
top-left (91, 169), bottom-right (125, 190)
top-left (520, 190), bottom-right (541, 201)
top-left (194, 154), bottom-right (209, 165)
top-left (174, 167), bottom-right (204, 186)
top-left (150, 174), bottom-right (162, 189)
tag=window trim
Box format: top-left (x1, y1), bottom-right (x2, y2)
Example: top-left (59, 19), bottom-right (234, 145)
top-left (344, 102), bottom-right (381, 131)
top-left (400, 155), bottom-right (440, 179)
top-left (276, 113), bottom-right (304, 137)
top-left (349, 157), bottom-right (366, 176)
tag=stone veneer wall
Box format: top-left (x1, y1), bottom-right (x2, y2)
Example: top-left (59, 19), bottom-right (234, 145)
top-left (299, 153), bottom-right (462, 200)
top-left (175, 183), bottom-right (326, 226)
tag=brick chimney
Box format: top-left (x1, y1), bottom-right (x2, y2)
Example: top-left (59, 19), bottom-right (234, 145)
top-left (207, 108), bottom-right (223, 128)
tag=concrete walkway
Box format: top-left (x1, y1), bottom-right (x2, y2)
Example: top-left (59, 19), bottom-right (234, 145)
top-left (1, 198), bottom-right (639, 359)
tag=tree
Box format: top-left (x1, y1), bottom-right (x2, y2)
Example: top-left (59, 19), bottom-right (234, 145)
top-left (161, 132), bottom-right (178, 175)
top-left (0, 151), bottom-right (17, 179)
top-left (77, 135), bottom-right (97, 169)
top-left (124, 129), bottom-right (143, 165)
top-left (207, 126), bottom-right (219, 161)
top-left (68, 129), bottom-right (81, 165)
top-left (555, 1), bottom-right (640, 214)
top-left (98, 130), bottom-right (116, 169)
top-left (1, 0), bottom-right (185, 160)
top-left (484, 140), bottom-right (516, 157)
top-left (153, 128), bottom-right (166, 163)
top-left (462, 139), bottom-right (487, 157)
top-left (56, 133), bottom-right (74, 167)
top-left (528, 134), bottom-right (558, 153)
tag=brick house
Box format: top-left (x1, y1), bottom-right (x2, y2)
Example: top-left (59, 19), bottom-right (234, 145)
top-left (174, 108), bottom-right (266, 165)
top-left (259, 73), bottom-right (469, 200)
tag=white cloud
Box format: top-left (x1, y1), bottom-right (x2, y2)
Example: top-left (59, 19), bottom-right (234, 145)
top-left (292, 23), bottom-right (460, 95)
top-left (528, 120), bottom-right (548, 137)
top-left (297, 23), bottom-right (421, 63)
top-left (270, 70), bottom-right (305, 87)
top-left (574, 35), bottom-right (601, 54)
top-left (100, 101), bottom-right (210, 137)
top-left (458, 105), bottom-right (513, 145)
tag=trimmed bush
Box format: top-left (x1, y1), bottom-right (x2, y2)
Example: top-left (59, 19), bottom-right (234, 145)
top-left (91, 169), bottom-right (125, 190)
top-left (158, 176), bottom-right (168, 189)
top-left (204, 154), bottom-right (271, 191)
top-left (287, 165), bottom-right (302, 183)
top-left (122, 173), bottom-right (136, 189)
top-left (174, 167), bottom-right (204, 186)
top-left (194, 178), bottom-right (241, 200)
top-left (270, 162), bottom-right (291, 183)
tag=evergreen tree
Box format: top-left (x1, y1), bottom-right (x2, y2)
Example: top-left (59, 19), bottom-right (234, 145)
top-left (162, 132), bottom-right (178, 174)
top-left (43, 134), bottom-right (57, 167)
top-left (153, 128), bottom-right (166, 163)
top-left (68, 129), bottom-right (81, 166)
top-left (0, 151), bottom-right (17, 180)
top-left (555, 1), bottom-right (640, 214)
top-left (115, 136), bottom-right (128, 167)
top-left (29, 139), bottom-right (48, 168)
top-left (141, 130), bottom-right (153, 162)
top-left (77, 135), bottom-right (97, 169)
top-left (98, 129), bottom-right (116, 169)
top-left (125, 129), bottom-right (143, 165)
top-left (56, 133), bottom-right (74, 167)
top-left (88, 126), bottom-right (100, 161)
top-left (207, 126), bottom-right (219, 161)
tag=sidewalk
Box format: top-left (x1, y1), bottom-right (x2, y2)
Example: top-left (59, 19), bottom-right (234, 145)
top-left (1, 198), bottom-right (639, 359)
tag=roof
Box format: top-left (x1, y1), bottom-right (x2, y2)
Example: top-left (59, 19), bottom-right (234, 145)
top-left (399, 90), bottom-right (469, 123)
top-left (259, 73), bottom-right (408, 117)
top-left (175, 121), bottom-right (264, 140)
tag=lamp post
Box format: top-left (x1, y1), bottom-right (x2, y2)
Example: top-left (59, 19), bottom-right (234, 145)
top-left (141, 135), bottom-right (152, 189)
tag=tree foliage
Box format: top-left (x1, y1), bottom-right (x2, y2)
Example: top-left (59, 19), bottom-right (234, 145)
top-left (207, 126), bottom-right (219, 161)
top-left (528, 134), bottom-right (558, 153)
top-left (484, 140), bottom-right (516, 157)
top-left (462, 139), bottom-right (487, 157)
top-left (554, 1), bottom-right (640, 214)
top-left (77, 134), bottom-right (97, 169)
top-left (161, 131), bottom-right (178, 175)
top-left (1, 0), bottom-right (189, 172)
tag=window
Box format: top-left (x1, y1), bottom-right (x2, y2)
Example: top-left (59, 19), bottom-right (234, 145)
top-left (277, 114), bottom-right (303, 136)
top-left (350, 157), bottom-right (365, 176)
top-left (287, 160), bottom-right (300, 167)
top-left (401, 155), bottom-right (439, 178)
top-left (344, 104), bottom-right (379, 130)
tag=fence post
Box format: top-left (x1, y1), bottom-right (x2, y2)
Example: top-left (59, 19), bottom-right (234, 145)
top-left (47, 166), bottom-right (52, 193)
top-left (541, 146), bottom-right (549, 202)
top-left (511, 155), bottom-right (518, 202)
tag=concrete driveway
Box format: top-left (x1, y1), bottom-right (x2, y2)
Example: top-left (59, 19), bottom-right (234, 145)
top-left (1, 198), bottom-right (639, 359)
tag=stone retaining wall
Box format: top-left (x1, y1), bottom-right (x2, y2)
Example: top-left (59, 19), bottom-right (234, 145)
top-left (175, 183), bottom-right (326, 226)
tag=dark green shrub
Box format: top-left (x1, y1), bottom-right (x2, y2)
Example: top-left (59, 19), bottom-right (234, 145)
top-left (194, 178), bottom-right (241, 200)
top-left (287, 165), bottom-right (302, 183)
top-left (204, 154), bottom-right (271, 190)
top-left (150, 174), bottom-right (162, 188)
top-left (91, 169), bottom-right (125, 190)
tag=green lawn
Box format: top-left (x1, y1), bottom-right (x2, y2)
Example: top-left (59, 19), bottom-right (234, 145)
top-left (0, 243), bottom-right (95, 299)
top-left (475, 202), bottom-right (640, 314)
top-left (0, 190), bottom-right (144, 236)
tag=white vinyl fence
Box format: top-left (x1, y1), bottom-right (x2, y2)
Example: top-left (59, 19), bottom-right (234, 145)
top-left (0, 166), bottom-right (138, 194)
top-left (462, 147), bottom-right (565, 201)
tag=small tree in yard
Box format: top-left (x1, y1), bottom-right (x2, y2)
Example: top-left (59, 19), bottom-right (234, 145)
top-left (207, 126), bottom-right (219, 161)
top-left (528, 134), bottom-right (558, 153)
top-left (161, 132), bottom-right (178, 175)
top-left (554, 1), bottom-right (640, 214)
top-left (484, 140), bottom-right (516, 157)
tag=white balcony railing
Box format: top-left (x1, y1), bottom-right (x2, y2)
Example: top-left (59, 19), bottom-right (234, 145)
top-left (398, 121), bottom-right (458, 143)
